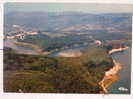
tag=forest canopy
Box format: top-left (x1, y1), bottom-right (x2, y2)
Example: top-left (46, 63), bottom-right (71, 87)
top-left (4, 47), bottom-right (113, 93)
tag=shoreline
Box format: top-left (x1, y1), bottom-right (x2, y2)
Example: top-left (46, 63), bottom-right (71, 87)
top-left (99, 46), bottom-right (129, 94)
top-left (58, 51), bottom-right (82, 57)
top-left (5, 39), bottom-right (130, 93)
top-left (99, 60), bottom-right (121, 93)
top-left (108, 46), bottom-right (129, 55)
top-left (14, 41), bottom-right (50, 55)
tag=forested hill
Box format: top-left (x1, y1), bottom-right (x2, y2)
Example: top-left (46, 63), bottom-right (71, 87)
top-left (4, 47), bottom-right (114, 93)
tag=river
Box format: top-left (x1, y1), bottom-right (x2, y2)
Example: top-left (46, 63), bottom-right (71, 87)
top-left (4, 39), bottom-right (40, 55)
top-left (50, 46), bottom-right (131, 94)
top-left (107, 48), bottom-right (131, 94)
top-left (4, 39), bottom-right (131, 94)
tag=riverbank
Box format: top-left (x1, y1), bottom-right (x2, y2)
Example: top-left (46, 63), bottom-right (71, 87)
top-left (14, 41), bottom-right (50, 55)
top-left (109, 46), bottom-right (129, 55)
top-left (58, 51), bottom-right (82, 57)
top-left (99, 46), bottom-right (129, 94)
top-left (5, 39), bottom-right (130, 93)
top-left (99, 60), bottom-right (121, 93)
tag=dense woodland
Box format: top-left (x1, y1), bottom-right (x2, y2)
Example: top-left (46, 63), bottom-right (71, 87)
top-left (18, 34), bottom-right (94, 51)
top-left (4, 47), bottom-right (114, 93)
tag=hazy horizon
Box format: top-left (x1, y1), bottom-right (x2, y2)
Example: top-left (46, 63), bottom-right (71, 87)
top-left (4, 3), bottom-right (133, 14)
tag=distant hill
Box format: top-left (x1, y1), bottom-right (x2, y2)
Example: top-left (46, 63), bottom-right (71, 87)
top-left (4, 12), bottom-right (132, 34)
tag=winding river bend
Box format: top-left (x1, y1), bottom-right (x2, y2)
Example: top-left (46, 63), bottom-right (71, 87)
top-left (50, 46), bottom-right (131, 94)
top-left (4, 39), bottom-right (131, 94)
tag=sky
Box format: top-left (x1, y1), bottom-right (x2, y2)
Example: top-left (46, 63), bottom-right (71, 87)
top-left (4, 3), bottom-right (133, 13)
